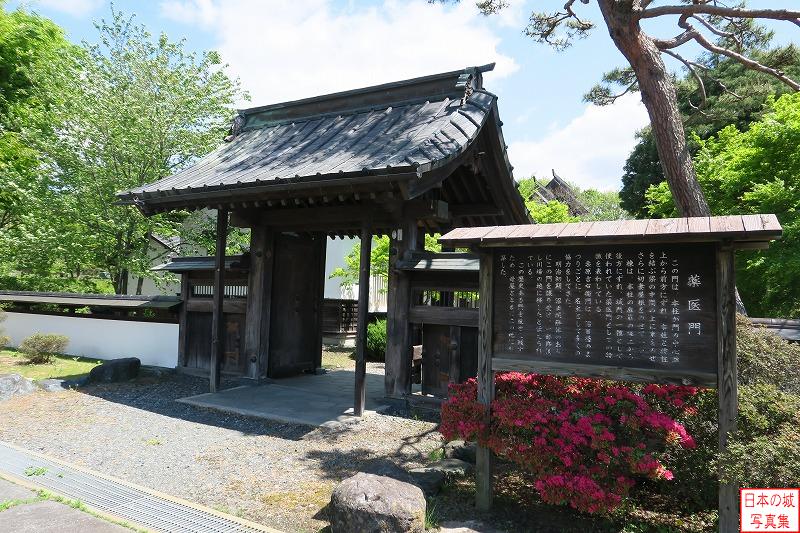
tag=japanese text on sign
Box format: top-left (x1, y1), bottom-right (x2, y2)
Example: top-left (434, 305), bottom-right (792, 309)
top-left (492, 243), bottom-right (718, 378)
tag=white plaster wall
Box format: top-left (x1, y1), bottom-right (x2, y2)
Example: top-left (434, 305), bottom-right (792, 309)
top-left (3, 312), bottom-right (178, 368)
top-left (324, 236), bottom-right (355, 298)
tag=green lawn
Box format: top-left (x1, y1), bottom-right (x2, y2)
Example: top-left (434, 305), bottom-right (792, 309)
top-left (0, 349), bottom-right (101, 381)
top-left (321, 347), bottom-right (355, 369)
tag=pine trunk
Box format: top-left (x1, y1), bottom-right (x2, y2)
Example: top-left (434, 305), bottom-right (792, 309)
top-left (597, 0), bottom-right (710, 217)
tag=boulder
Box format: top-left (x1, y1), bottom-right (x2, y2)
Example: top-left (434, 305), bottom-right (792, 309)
top-left (87, 358), bottom-right (141, 384)
top-left (444, 440), bottom-right (477, 464)
top-left (329, 473), bottom-right (426, 533)
top-left (0, 374), bottom-right (36, 401)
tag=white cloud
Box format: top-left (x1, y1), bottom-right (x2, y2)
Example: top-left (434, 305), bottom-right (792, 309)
top-left (159, 0), bottom-right (518, 107)
top-left (34, 0), bottom-right (104, 16)
top-left (508, 94), bottom-right (650, 191)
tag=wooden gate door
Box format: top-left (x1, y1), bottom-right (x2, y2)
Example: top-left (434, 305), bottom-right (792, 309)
top-left (268, 232), bottom-right (325, 378)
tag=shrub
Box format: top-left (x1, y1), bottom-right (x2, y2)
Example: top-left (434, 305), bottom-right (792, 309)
top-left (737, 315), bottom-right (800, 394)
top-left (440, 318), bottom-right (800, 515)
top-left (365, 319), bottom-right (387, 361)
top-left (19, 333), bottom-right (69, 364)
top-left (441, 373), bottom-right (699, 514)
top-left (593, 317), bottom-right (800, 511)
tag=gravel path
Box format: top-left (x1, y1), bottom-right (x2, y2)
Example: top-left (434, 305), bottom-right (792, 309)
top-left (0, 371), bottom-right (441, 532)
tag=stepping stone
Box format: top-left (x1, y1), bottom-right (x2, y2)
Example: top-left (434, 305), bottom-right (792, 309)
top-left (444, 440), bottom-right (477, 464)
top-left (37, 379), bottom-right (68, 392)
top-left (408, 458), bottom-right (475, 495)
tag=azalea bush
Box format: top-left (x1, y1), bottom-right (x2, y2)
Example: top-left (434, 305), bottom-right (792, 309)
top-left (440, 372), bottom-right (700, 514)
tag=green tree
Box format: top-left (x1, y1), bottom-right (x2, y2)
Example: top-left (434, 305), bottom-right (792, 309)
top-left (645, 93), bottom-right (800, 317)
top-left (41, 9), bottom-right (242, 293)
top-left (0, 6), bottom-right (77, 241)
top-left (331, 234), bottom-right (441, 287)
top-left (442, 1), bottom-right (800, 223)
top-left (621, 43), bottom-right (800, 218)
top-left (573, 187), bottom-right (630, 222)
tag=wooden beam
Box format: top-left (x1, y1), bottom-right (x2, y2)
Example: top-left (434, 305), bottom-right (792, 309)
top-left (476, 250), bottom-right (494, 511)
top-left (450, 203), bottom-right (503, 218)
top-left (354, 222), bottom-right (372, 417)
top-left (385, 218), bottom-right (421, 399)
top-left (716, 242), bottom-right (738, 533)
top-left (408, 306), bottom-right (478, 327)
top-left (232, 204), bottom-right (399, 229)
top-left (244, 225), bottom-right (274, 380)
top-left (210, 209), bottom-right (228, 393)
top-left (178, 274), bottom-right (189, 368)
top-left (314, 232), bottom-right (327, 371)
top-left (403, 199), bottom-right (449, 223)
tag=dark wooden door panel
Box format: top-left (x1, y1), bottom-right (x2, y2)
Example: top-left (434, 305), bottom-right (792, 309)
top-left (268, 232), bottom-right (324, 378)
top-left (422, 324), bottom-right (479, 397)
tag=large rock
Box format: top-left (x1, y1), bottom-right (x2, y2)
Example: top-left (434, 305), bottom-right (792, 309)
top-left (87, 358), bottom-right (140, 384)
top-left (0, 374), bottom-right (36, 401)
top-left (329, 473), bottom-right (426, 533)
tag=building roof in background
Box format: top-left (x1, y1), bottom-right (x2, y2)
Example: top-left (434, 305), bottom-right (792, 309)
top-left (0, 291), bottom-right (181, 309)
top-left (396, 252), bottom-right (479, 272)
top-left (535, 171), bottom-right (589, 217)
top-left (151, 255), bottom-right (249, 272)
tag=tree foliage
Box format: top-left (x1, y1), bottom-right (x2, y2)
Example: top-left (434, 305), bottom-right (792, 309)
top-left (0, 6), bottom-right (243, 293)
top-left (0, 7), bottom-right (77, 237)
top-left (621, 41), bottom-right (800, 218)
top-left (645, 93), bottom-right (800, 317)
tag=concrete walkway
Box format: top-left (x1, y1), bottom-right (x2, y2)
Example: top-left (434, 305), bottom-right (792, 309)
top-left (177, 369), bottom-right (389, 427)
top-left (0, 441), bottom-right (278, 533)
top-left (0, 478), bottom-right (130, 533)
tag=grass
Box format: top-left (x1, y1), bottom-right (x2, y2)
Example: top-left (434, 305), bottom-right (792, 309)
top-left (321, 347), bottom-right (355, 370)
top-left (0, 348), bottom-right (101, 382)
top-left (424, 500), bottom-right (440, 530)
top-left (23, 466), bottom-right (47, 477)
top-left (427, 448), bottom-right (446, 462)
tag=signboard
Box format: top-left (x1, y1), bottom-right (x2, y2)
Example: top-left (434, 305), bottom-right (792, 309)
top-left (491, 243), bottom-right (718, 385)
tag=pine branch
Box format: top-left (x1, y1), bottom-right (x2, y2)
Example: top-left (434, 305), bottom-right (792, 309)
top-left (677, 16), bottom-right (800, 91)
top-left (641, 5), bottom-right (800, 25)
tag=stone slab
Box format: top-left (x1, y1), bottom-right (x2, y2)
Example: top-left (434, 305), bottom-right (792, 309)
top-left (178, 369), bottom-right (389, 428)
top-left (0, 478), bottom-right (36, 501)
top-left (0, 500), bottom-right (130, 532)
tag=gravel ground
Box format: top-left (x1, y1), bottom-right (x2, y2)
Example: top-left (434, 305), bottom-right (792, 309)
top-left (0, 368), bottom-right (441, 532)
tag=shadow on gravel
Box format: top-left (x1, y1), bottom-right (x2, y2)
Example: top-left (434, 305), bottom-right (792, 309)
top-left (78, 372), bottom-right (317, 441)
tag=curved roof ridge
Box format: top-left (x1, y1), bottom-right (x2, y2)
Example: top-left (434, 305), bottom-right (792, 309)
top-left (239, 63), bottom-right (495, 129)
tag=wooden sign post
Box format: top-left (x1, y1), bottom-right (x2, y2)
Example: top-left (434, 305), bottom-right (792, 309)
top-left (440, 215), bottom-right (782, 532)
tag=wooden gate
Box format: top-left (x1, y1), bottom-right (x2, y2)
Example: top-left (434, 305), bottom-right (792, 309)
top-left (268, 232), bottom-right (326, 377)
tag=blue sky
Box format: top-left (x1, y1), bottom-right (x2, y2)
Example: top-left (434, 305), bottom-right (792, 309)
top-left (11, 0), bottom-right (798, 190)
